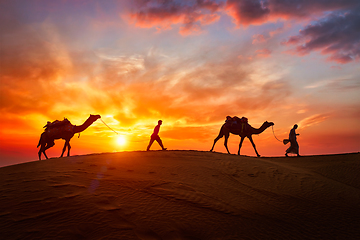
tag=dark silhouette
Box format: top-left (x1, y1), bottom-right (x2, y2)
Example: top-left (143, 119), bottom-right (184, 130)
top-left (210, 116), bottom-right (274, 157)
top-left (147, 120), bottom-right (167, 151)
top-left (285, 124), bottom-right (300, 157)
top-left (37, 114), bottom-right (101, 160)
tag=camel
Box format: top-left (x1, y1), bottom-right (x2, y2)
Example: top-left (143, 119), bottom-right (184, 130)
top-left (37, 114), bottom-right (101, 160)
top-left (210, 120), bottom-right (274, 157)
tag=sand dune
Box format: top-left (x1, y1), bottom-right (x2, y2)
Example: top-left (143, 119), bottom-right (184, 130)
top-left (0, 151), bottom-right (359, 239)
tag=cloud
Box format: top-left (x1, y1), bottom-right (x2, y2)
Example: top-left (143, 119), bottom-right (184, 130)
top-left (305, 77), bottom-right (360, 91)
top-left (282, 7), bottom-right (360, 63)
top-left (225, 0), bottom-right (359, 26)
top-left (225, 0), bottom-right (270, 26)
top-left (298, 114), bottom-right (330, 129)
top-left (256, 48), bottom-right (272, 58)
top-left (252, 34), bottom-right (269, 44)
top-left (127, 0), bottom-right (223, 35)
top-left (125, 1), bottom-right (360, 64)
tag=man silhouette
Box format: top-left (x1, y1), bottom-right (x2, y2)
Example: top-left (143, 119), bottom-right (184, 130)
top-left (147, 120), bottom-right (167, 151)
top-left (285, 124), bottom-right (300, 157)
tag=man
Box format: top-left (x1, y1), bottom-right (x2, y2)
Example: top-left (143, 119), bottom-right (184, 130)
top-left (285, 124), bottom-right (300, 157)
top-left (147, 120), bottom-right (167, 151)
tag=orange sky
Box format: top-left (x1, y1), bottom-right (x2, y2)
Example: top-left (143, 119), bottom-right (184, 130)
top-left (1, 0), bottom-right (359, 167)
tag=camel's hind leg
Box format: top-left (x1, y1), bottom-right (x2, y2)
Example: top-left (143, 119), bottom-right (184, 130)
top-left (38, 144), bottom-right (46, 160)
top-left (38, 142), bottom-right (53, 160)
top-left (223, 133), bottom-right (231, 154)
top-left (248, 135), bottom-right (260, 157)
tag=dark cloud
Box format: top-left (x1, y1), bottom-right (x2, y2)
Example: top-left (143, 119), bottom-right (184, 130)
top-left (268, 0), bottom-right (358, 18)
top-left (127, 0), bottom-right (360, 63)
top-left (226, 0), bottom-right (359, 25)
top-left (226, 0), bottom-right (270, 26)
top-left (282, 6), bottom-right (360, 63)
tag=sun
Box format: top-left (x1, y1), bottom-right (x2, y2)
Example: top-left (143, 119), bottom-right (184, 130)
top-left (116, 135), bottom-right (127, 146)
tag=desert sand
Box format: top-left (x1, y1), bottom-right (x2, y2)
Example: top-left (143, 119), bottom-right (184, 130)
top-left (0, 150), bottom-right (359, 239)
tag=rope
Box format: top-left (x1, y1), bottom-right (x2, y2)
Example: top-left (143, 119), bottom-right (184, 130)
top-left (100, 118), bottom-right (118, 135)
top-left (272, 125), bottom-right (283, 143)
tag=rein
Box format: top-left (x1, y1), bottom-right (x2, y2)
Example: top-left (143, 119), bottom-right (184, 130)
top-left (100, 118), bottom-right (119, 135)
top-left (272, 125), bottom-right (283, 143)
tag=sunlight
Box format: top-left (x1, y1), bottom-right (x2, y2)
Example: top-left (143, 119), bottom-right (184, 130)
top-left (116, 135), bottom-right (127, 146)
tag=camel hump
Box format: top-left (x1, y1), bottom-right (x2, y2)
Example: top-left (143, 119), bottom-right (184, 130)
top-left (44, 118), bottom-right (72, 129)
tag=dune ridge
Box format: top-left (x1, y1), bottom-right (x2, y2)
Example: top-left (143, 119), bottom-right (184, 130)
top-left (0, 151), bottom-right (359, 239)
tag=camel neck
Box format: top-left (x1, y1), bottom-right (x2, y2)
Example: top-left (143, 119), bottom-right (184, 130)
top-left (252, 122), bottom-right (270, 134)
top-left (73, 116), bottom-right (96, 133)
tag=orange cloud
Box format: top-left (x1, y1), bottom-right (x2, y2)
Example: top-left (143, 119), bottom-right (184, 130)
top-left (256, 48), bottom-right (272, 58)
top-left (126, 0), bottom-right (222, 35)
top-left (298, 114), bottom-right (331, 129)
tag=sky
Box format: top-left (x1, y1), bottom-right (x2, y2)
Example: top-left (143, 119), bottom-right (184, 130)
top-left (1, 0), bottom-right (359, 167)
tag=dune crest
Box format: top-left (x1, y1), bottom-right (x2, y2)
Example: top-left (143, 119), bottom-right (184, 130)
top-left (0, 151), bottom-right (359, 239)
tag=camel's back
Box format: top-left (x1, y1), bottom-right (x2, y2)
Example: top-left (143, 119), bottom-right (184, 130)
top-left (45, 124), bottom-right (75, 139)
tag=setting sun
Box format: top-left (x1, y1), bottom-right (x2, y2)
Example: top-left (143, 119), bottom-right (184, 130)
top-left (116, 136), bottom-right (127, 146)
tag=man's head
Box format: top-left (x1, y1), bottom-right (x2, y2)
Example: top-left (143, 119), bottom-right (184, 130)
top-left (158, 120), bottom-right (162, 125)
top-left (294, 124), bottom-right (298, 129)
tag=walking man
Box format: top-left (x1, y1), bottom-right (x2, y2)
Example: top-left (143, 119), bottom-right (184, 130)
top-left (147, 120), bottom-right (167, 151)
top-left (285, 124), bottom-right (300, 157)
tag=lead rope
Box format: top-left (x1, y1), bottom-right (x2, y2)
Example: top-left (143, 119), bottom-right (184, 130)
top-left (272, 125), bottom-right (283, 143)
top-left (100, 118), bottom-right (119, 135)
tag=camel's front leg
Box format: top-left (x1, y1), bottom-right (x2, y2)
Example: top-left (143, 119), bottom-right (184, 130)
top-left (210, 134), bottom-right (223, 152)
top-left (238, 137), bottom-right (245, 155)
top-left (248, 136), bottom-right (260, 157)
top-left (60, 140), bottom-right (70, 158)
top-left (224, 133), bottom-right (231, 154)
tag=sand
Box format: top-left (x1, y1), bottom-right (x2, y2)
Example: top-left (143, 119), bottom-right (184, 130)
top-left (0, 150), bottom-right (359, 239)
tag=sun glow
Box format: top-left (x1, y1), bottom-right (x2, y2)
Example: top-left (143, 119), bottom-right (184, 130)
top-left (116, 135), bottom-right (127, 146)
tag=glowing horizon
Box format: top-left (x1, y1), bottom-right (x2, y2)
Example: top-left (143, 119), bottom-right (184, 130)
top-left (1, 0), bottom-right (359, 167)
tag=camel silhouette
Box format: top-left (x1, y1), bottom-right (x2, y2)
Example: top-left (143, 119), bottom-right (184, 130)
top-left (37, 114), bottom-right (101, 160)
top-left (210, 120), bottom-right (274, 157)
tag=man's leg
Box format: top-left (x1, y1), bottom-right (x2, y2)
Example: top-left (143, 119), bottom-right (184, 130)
top-left (147, 138), bottom-right (155, 151)
top-left (155, 138), bottom-right (167, 150)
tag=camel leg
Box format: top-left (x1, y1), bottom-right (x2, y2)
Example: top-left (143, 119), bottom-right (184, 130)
top-left (210, 134), bottom-right (223, 152)
top-left (67, 141), bottom-right (71, 157)
top-left (38, 144), bottom-right (46, 160)
top-left (39, 141), bottom-right (53, 160)
top-left (224, 133), bottom-right (231, 154)
top-left (238, 137), bottom-right (245, 155)
top-left (60, 140), bottom-right (68, 158)
top-left (248, 136), bottom-right (260, 157)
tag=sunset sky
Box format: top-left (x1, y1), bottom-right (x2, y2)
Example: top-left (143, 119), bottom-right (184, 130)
top-left (1, 0), bottom-right (359, 166)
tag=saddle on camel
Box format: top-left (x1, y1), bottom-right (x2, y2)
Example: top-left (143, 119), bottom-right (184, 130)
top-left (43, 118), bottom-right (74, 138)
top-left (225, 116), bottom-right (250, 134)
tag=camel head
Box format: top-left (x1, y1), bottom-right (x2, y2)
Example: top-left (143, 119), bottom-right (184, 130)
top-left (268, 121), bottom-right (274, 126)
top-left (89, 114), bottom-right (101, 122)
top-left (265, 121), bottom-right (274, 127)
